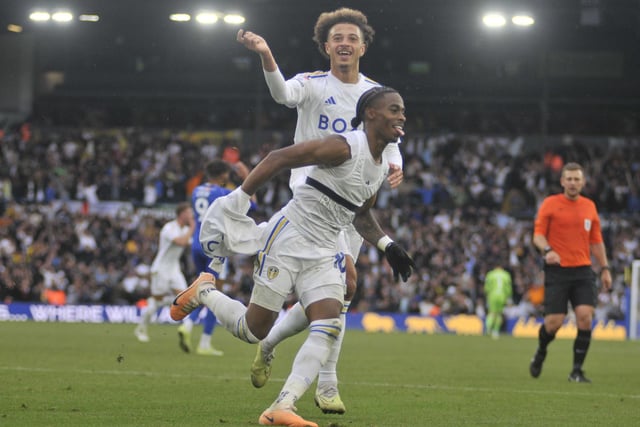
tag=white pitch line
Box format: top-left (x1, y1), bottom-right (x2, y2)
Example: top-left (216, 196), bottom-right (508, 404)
top-left (3, 365), bottom-right (639, 400)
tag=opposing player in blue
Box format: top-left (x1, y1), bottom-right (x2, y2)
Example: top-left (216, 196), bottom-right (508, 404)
top-left (177, 159), bottom-right (251, 356)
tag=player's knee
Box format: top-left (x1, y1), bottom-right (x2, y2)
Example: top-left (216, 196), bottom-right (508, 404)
top-left (244, 306), bottom-right (279, 341)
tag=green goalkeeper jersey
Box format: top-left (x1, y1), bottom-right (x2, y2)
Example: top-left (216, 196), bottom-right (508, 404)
top-left (484, 267), bottom-right (513, 300)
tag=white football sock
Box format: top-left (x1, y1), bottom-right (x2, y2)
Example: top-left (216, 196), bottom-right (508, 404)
top-left (199, 333), bottom-right (212, 348)
top-left (272, 318), bottom-right (341, 409)
top-left (262, 301), bottom-right (308, 354)
top-left (199, 287), bottom-right (258, 343)
top-left (140, 297), bottom-right (157, 327)
top-left (317, 301), bottom-right (350, 388)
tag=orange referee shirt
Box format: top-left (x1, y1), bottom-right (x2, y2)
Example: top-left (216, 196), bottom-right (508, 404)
top-left (534, 194), bottom-right (603, 267)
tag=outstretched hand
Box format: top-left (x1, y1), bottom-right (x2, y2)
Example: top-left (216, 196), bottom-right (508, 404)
top-left (237, 29), bottom-right (270, 55)
top-left (384, 242), bottom-right (416, 282)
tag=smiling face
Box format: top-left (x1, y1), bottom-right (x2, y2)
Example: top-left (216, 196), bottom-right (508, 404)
top-left (560, 168), bottom-right (585, 200)
top-left (367, 92), bottom-right (406, 142)
top-left (324, 23), bottom-right (366, 69)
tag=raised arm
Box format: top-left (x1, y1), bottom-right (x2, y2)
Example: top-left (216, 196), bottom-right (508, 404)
top-left (237, 29), bottom-right (277, 72)
top-left (237, 29), bottom-right (301, 105)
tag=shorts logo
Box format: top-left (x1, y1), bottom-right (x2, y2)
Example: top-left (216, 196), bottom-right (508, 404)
top-left (584, 219), bottom-right (591, 231)
top-left (266, 266), bottom-right (280, 280)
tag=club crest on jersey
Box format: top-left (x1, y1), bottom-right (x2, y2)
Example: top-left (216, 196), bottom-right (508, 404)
top-left (266, 266), bottom-right (280, 280)
top-left (584, 219), bottom-right (591, 231)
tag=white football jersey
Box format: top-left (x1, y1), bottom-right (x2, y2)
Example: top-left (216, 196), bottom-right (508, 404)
top-left (281, 130), bottom-right (389, 248)
top-left (265, 70), bottom-right (401, 190)
top-left (150, 220), bottom-right (189, 274)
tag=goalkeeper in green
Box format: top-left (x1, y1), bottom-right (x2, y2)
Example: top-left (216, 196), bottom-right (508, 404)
top-left (484, 264), bottom-right (513, 339)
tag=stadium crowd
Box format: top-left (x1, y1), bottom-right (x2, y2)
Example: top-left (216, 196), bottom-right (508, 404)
top-left (0, 124), bottom-right (638, 323)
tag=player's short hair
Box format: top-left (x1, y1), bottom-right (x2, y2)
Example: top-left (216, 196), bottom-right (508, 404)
top-left (561, 162), bottom-right (583, 175)
top-left (175, 202), bottom-right (191, 217)
top-left (204, 159), bottom-right (231, 180)
top-left (351, 86), bottom-right (399, 129)
top-left (313, 8), bottom-right (375, 59)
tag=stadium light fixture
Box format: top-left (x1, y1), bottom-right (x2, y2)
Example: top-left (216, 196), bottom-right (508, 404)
top-left (170, 13), bottom-right (191, 22)
top-left (79, 14), bottom-right (100, 22)
top-left (512, 15), bottom-right (535, 27)
top-left (52, 11), bottom-right (74, 23)
top-left (29, 11), bottom-right (51, 22)
top-left (195, 11), bottom-right (219, 25)
top-left (223, 14), bottom-right (246, 25)
top-left (482, 13), bottom-right (507, 28)
top-left (7, 24), bottom-right (23, 33)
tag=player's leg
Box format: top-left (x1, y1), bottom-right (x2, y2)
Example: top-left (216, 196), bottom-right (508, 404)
top-left (259, 281), bottom-right (343, 427)
top-left (315, 229), bottom-right (358, 414)
top-left (568, 277), bottom-right (598, 383)
top-left (172, 270), bottom-right (279, 342)
top-left (135, 296), bottom-right (157, 342)
top-left (172, 219), bottom-right (296, 342)
top-left (177, 306), bottom-right (202, 353)
top-left (485, 294), bottom-right (497, 336)
top-left (185, 250), bottom-right (224, 355)
top-left (530, 278), bottom-right (568, 378)
top-left (135, 272), bottom-right (166, 342)
top-left (251, 301), bottom-right (307, 387)
top-left (196, 308), bottom-right (224, 356)
top-left (314, 254), bottom-right (354, 414)
top-left (195, 260), bottom-right (227, 356)
top-left (487, 296), bottom-right (506, 339)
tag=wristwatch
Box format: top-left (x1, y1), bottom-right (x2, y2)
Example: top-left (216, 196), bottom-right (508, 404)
top-left (543, 246), bottom-right (552, 255)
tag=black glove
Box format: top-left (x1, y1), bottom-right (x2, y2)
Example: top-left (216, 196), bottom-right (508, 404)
top-left (384, 242), bottom-right (417, 282)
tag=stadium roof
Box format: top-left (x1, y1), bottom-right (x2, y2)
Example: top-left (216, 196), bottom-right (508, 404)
top-left (2, 0), bottom-right (640, 109)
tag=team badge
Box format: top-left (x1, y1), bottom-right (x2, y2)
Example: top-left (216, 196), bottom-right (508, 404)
top-left (584, 219), bottom-right (591, 231)
top-left (267, 266), bottom-right (280, 280)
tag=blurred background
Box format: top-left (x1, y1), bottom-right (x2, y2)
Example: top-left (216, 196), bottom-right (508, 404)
top-left (1, 0), bottom-right (640, 132)
top-left (0, 0), bottom-right (638, 336)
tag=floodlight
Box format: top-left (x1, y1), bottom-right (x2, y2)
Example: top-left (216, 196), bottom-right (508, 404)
top-left (52, 11), bottom-right (73, 23)
top-left (482, 13), bottom-right (507, 28)
top-left (79, 14), bottom-right (100, 22)
top-left (512, 15), bottom-right (535, 26)
top-left (196, 12), bottom-right (219, 24)
top-left (29, 11), bottom-right (51, 22)
top-left (223, 14), bottom-right (246, 25)
top-left (7, 24), bottom-right (23, 33)
top-left (170, 13), bottom-right (191, 22)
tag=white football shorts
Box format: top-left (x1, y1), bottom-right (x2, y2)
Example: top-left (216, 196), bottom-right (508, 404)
top-left (250, 215), bottom-right (346, 312)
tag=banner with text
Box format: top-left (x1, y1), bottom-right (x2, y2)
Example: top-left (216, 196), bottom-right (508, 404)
top-left (0, 303), bottom-right (627, 341)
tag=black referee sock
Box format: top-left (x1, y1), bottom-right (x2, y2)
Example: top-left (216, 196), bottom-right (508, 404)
top-left (537, 324), bottom-right (555, 353)
top-left (573, 329), bottom-right (592, 372)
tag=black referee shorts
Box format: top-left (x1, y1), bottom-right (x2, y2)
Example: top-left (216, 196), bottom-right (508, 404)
top-left (543, 265), bottom-right (598, 315)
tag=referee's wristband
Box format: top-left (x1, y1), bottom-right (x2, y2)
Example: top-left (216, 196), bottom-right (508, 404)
top-left (600, 266), bottom-right (610, 274)
top-left (377, 235), bottom-right (394, 251)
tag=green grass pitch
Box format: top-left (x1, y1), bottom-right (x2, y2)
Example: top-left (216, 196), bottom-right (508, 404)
top-left (1, 322), bottom-right (639, 426)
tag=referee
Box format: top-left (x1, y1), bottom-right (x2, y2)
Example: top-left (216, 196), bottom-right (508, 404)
top-left (529, 162), bottom-right (612, 383)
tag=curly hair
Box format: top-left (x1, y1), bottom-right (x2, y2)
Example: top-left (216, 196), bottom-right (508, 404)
top-left (312, 8), bottom-right (375, 60)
